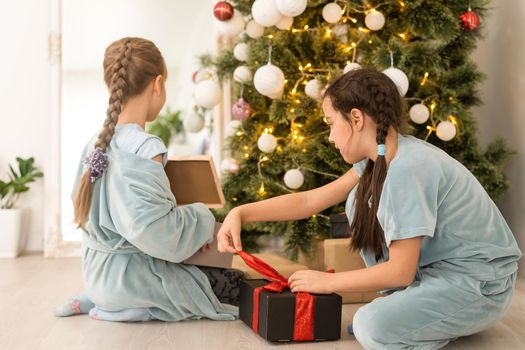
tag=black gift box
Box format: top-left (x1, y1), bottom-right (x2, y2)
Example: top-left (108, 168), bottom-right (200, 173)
top-left (239, 279), bottom-right (342, 342)
top-left (330, 213), bottom-right (351, 238)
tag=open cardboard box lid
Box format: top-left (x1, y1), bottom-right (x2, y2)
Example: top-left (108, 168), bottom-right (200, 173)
top-left (165, 155), bottom-right (225, 208)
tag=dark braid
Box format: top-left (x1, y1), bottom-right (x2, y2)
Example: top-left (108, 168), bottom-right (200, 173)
top-left (324, 69), bottom-right (405, 260)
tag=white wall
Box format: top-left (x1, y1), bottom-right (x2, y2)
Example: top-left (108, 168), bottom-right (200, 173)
top-left (1, 1), bottom-right (524, 261)
top-left (0, 0), bottom-right (51, 251)
top-left (472, 0), bottom-right (525, 276)
top-left (0, 0), bottom-right (216, 251)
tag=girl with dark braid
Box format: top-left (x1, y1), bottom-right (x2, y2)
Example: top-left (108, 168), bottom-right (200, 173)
top-left (217, 69), bottom-right (521, 349)
top-left (54, 37), bottom-right (241, 322)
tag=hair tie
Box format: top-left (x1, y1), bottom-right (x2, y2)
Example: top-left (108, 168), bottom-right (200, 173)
top-left (377, 144), bottom-right (386, 156)
top-left (83, 147), bottom-right (109, 183)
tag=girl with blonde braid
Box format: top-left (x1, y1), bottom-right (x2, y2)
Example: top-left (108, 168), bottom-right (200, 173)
top-left (217, 69), bottom-right (521, 349)
top-left (55, 37), bottom-right (241, 322)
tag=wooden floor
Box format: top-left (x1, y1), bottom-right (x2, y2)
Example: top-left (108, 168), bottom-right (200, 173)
top-left (1, 254), bottom-right (524, 350)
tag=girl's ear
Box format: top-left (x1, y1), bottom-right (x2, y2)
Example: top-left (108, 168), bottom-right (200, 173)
top-left (153, 75), bottom-right (164, 95)
top-left (349, 108), bottom-right (365, 131)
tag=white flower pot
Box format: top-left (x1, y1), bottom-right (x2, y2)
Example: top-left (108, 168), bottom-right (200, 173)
top-left (0, 208), bottom-right (26, 258)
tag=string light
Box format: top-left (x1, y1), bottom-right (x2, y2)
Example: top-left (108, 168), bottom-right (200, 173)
top-left (425, 125), bottom-right (435, 140)
top-left (258, 182), bottom-right (266, 196)
top-left (232, 197), bottom-right (238, 202)
top-left (448, 115), bottom-right (459, 127)
top-left (420, 72), bottom-right (429, 86)
top-left (430, 101), bottom-right (437, 113)
top-left (358, 27), bottom-right (370, 33)
top-left (236, 131), bottom-right (243, 136)
top-left (244, 153), bottom-right (249, 158)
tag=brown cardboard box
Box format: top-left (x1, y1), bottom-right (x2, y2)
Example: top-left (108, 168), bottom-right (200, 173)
top-left (323, 238), bottom-right (381, 303)
top-left (165, 155), bottom-right (225, 208)
top-left (165, 156), bottom-right (232, 268)
top-left (298, 238), bottom-right (380, 304)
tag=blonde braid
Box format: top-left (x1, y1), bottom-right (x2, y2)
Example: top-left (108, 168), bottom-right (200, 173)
top-left (95, 39), bottom-right (132, 152)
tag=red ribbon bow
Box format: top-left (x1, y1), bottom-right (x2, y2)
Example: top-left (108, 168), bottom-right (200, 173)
top-left (237, 250), bottom-right (315, 341)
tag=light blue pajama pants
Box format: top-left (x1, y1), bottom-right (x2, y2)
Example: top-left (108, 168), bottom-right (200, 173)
top-left (353, 266), bottom-right (516, 350)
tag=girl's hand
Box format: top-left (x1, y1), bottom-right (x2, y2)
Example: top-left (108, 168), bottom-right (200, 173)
top-left (199, 242), bottom-right (212, 253)
top-left (288, 270), bottom-right (335, 294)
top-left (217, 208), bottom-right (243, 254)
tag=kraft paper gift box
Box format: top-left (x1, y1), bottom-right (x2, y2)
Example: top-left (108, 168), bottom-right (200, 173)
top-left (165, 156), bottom-right (232, 269)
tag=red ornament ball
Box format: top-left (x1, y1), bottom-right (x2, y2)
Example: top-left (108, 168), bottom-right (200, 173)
top-left (459, 10), bottom-right (480, 31)
top-left (214, 1), bottom-right (234, 21)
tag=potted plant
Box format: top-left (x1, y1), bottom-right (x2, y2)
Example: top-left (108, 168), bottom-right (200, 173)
top-left (0, 157), bottom-right (43, 258)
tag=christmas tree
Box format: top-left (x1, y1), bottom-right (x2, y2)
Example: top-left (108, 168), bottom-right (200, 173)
top-left (192, 0), bottom-right (513, 260)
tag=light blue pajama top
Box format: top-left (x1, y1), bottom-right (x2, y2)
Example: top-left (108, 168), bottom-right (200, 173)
top-left (346, 134), bottom-right (521, 282)
top-left (72, 123), bottom-right (238, 321)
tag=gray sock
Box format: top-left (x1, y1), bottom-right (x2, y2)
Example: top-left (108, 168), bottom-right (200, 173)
top-left (89, 307), bottom-right (154, 322)
top-left (54, 293), bottom-right (95, 317)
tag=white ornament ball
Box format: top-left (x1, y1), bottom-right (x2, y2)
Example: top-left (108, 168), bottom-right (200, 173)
top-left (233, 66), bottom-right (252, 84)
top-left (228, 161), bottom-right (240, 174)
top-left (436, 121), bottom-right (457, 141)
top-left (252, 0), bottom-right (282, 27)
top-left (233, 43), bottom-right (249, 61)
top-left (194, 80), bottom-right (222, 109)
top-left (246, 20), bottom-right (265, 38)
top-left (226, 120), bottom-right (242, 137)
top-left (343, 62), bottom-right (362, 74)
top-left (267, 87), bottom-right (284, 100)
top-left (253, 63), bottom-right (285, 96)
top-left (215, 10), bottom-right (245, 38)
top-left (409, 104), bottom-right (430, 124)
top-left (221, 158), bottom-right (240, 174)
top-left (183, 113), bottom-right (205, 133)
top-left (192, 69), bottom-right (209, 84)
top-left (257, 133), bottom-right (277, 153)
top-left (382, 67), bottom-right (409, 96)
top-left (275, 15), bottom-right (293, 30)
top-left (221, 158), bottom-right (233, 172)
top-left (332, 24), bottom-right (348, 37)
top-left (365, 10), bottom-right (385, 31)
top-left (322, 2), bottom-right (342, 24)
top-left (284, 169), bottom-right (304, 189)
top-left (305, 79), bottom-right (322, 100)
top-left (275, 0), bottom-right (307, 17)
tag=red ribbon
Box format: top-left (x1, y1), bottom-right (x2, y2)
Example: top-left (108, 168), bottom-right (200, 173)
top-left (237, 250), bottom-right (315, 341)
